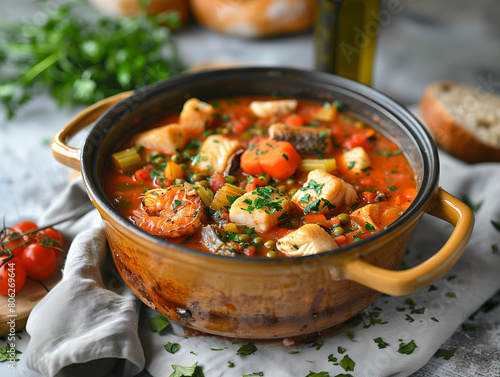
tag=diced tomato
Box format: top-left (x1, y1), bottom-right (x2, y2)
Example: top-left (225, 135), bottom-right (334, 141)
top-left (284, 114), bottom-right (305, 127)
top-left (210, 172), bottom-right (227, 193)
top-left (231, 116), bottom-right (251, 134)
top-left (342, 132), bottom-right (373, 150)
top-left (362, 191), bottom-right (377, 203)
top-left (134, 168), bottom-right (152, 183)
top-left (243, 245), bottom-right (257, 257)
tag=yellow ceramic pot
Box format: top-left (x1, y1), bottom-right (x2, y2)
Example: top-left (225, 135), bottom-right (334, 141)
top-left (52, 67), bottom-right (473, 339)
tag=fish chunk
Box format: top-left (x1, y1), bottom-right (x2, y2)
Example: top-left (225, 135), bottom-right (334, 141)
top-left (277, 224), bottom-right (338, 257)
top-left (200, 225), bottom-right (235, 257)
top-left (179, 98), bottom-right (215, 138)
top-left (292, 169), bottom-right (359, 214)
top-left (133, 123), bottom-right (188, 155)
top-left (342, 146), bottom-right (371, 174)
top-left (250, 99), bottom-right (298, 118)
top-left (229, 188), bottom-right (292, 232)
top-left (350, 204), bottom-right (381, 231)
top-left (269, 123), bottom-right (333, 155)
top-left (195, 135), bottom-right (243, 173)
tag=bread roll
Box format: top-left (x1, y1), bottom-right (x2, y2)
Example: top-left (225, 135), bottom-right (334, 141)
top-left (88, 0), bottom-right (189, 25)
top-left (188, 0), bottom-right (316, 38)
top-left (420, 81), bottom-right (500, 163)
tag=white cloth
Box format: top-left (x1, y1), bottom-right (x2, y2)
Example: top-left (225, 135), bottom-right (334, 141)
top-left (25, 151), bottom-right (500, 377)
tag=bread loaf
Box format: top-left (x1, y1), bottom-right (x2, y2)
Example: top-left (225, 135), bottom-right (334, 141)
top-left (420, 81), bottom-right (500, 163)
top-left (188, 0), bottom-right (316, 39)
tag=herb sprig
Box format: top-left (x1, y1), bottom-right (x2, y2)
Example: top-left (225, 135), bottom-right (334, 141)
top-left (0, 1), bottom-right (183, 118)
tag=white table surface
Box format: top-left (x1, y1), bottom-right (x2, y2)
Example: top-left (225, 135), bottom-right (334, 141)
top-left (1, 1), bottom-right (500, 376)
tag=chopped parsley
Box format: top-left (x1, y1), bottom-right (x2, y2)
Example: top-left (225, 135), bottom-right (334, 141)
top-left (491, 220), bottom-right (500, 232)
top-left (236, 343), bottom-right (257, 355)
top-left (405, 314), bottom-right (415, 323)
top-left (0, 344), bottom-right (21, 362)
top-left (242, 373), bottom-right (263, 377)
top-left (344, 330), bottom-right (355, 342)
top-left (227, 361), bottom-right (235, 368)
top-left (282, 153), bottom-right (289, 160)
top-left (181, 235), bottom-right (193, 244)
top-left (337, 346), bottom-right (346, 354)
top-left (340, 355), bottom-right (355, 372)
top-left (300, 179), bottom-right (324, 196)
top-left (347, 161), bottom-right (355, 170)
top-left (411, 307), bottom-right (425, 314)
top-left (397, 340), bottom-right (417, 355)
top-left (365, 222), bottom-right (376, 231)
top-left (373, 337), bottom-right (389, 349)
top-left (164, 342), bottom-right (180, 354)
top-left (434, 348), bottom-right (455, 360)
top-left (169, 362), bottom-right (204, 377)
top-left (148, 315), bottom-right (170, 333)
top-left (377, 149), bottom-right (402, 157)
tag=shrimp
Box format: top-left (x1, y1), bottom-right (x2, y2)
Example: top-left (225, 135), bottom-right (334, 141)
top-left (179, 98), bottom-right (215, 138)
top-left (132, 186), bottom-right (206, 239)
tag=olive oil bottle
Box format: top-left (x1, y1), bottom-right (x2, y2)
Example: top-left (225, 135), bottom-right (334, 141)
top-left (315, 0), bottom-right (380, 86)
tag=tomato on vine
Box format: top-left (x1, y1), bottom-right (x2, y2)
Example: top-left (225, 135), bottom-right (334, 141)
top-left (21, 243), bottom-right (58, 281)
top-left (0, 256), bottom-right (27, 295)
top-left (37, 228), bottom-right (64, 258)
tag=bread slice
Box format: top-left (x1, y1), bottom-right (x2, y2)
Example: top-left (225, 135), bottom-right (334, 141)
top-left (420, 81), bottom-right (500, 163)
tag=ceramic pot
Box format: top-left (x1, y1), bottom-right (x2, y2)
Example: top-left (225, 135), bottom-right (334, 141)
top-left (52, 67), bottom-right (474, 339)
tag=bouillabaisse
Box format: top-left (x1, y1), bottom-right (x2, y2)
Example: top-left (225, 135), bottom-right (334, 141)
top-left (104, 96), bottom-right (417, 257)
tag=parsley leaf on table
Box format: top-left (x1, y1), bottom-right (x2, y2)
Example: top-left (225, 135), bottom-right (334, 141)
top-left (0, 1), bottom-right (183, 118)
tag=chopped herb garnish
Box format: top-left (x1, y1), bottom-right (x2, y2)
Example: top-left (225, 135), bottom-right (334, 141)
top-left (491, 220), bottom-right (500, 232)
top-left (181, 235), bottom-right (193, 244)
top-left (340, 355), bottom-right (355, 372)
top-left (373, 337), bottom-right (389, 349)
top-left (388, 185), bottom-right (397, 191)
top-left (446, 292), bottom-right (457, 298)
top-left (365, 222), bottom-right (376, 231)
top-left (300, 179), bottom-right (324, 196)
top-left (434, 349), bottom-right (455, 360)
top-left (304, 199), bottom-right (321, 214)
top-left (278, 212), bottom-right (289, 220)
top-left (461, 323), bottom-right (477, 331)
top-left (236, 343), bottom-right (257, 355)
top-left (431, 317), bottom-right (439, 322)
top-left (344, 330), bottom-right (355, 342)
top-left (347, 161), bottom-right (355, 170)
top-left (289, 350), bottom-right (300, 354)
top-left (350, 202), bottom-right (360, 211)
top-left (461, 195), bottom-right (483, 213)
top-left (211, 348), bottom-right (224, 351)
top-left (0, 344), bottom-right (21, 362)
top-left (227, 361), bottom-right (235, 368)
top-left (405, 314), bottom-right (415, 323)
top-left (282, 153), bottom-right (289, 160)
top-left (338, 346), bottom-right (346, 354)
top-left (242, 373), bottom-right (264, 377)
top-left (492, 244), bottom-right (498, 254)
top-left (169, 362), bottom-right (204, 377)
top-left (312, 340), bottom-right (324, 350)
top-left (300, 193), bottom-right (312, 203)
top-left (398, 340), bottom-right (417, 355)
top-left (164, 342), bottom-right (180, 354)
top-left (148, 315), bottom-right (170, 333)
top-left (411, 308), bottom-right (425, 314)
top-left (377, 149), bottom-right (402, 157)
top-left (328, 354), bottom-right (337, 363)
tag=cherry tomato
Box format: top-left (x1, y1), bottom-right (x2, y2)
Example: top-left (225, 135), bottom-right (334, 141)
top-left (2, 221), bottom-right (38, 258)
top-left (0, 257), bottom-right (27, 295)
top-left (22, 243), bottom-right (58, 281)
top-left (37, 228), bottom-right (64, 258)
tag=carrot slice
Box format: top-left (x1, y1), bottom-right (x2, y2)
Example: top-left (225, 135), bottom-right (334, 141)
top-left (241, 139), bottom-right (301, 180)
top-left (302, 214), bottom-right (327, 223)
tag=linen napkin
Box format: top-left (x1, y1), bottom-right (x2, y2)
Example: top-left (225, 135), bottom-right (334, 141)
top-left (24, 151), bottom-right (500, 377)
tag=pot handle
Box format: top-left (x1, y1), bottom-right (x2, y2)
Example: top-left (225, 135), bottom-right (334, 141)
top-left (342, 188), bottom-right (474, 296)
top-left (51, 91), bottom-right (134, 171)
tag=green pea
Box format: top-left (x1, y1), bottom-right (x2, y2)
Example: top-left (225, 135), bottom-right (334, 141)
top-left (191, 173), bottom-right (208, 182)
top-left (225, 175), bottom-right (237, 184)
top-left (276, 185), bottom-right (287, 193)
top-left (258, 174), bottom-right (271, 183)
top-left (224, 223), bottom-right (242, 233)
top-left (286, 178), bottom-right (295, 186)
top-left (288, 188), bottom-right (298, 197)
top-left (337, 213), bottom-right (350, 225)
top-left (221, 127), bottom-right (231, 135)
top-left (197, 180), bottom-right (210, 188)
top-left (253, 237), bottom-right (264, 247)
top-left (173, 178), bottom-right (186, 185)
top-left (331, 226), bottom-right (345, 236)
top-left (171, 153), bottom-right (184, 163)
top-left (264, 240), bottom-right (276, 250)
top-left (238, 234), bottom-right (251, 243)
top-left (289, 218), bottom-right (299, 228)
top-left (266, 250), bottom-right (280, 258)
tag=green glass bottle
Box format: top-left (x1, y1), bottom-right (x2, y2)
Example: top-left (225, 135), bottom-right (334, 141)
top-left (315, 0), bottom-right (380, 86)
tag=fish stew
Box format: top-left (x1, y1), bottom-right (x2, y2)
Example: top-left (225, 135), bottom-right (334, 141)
top-left (104, 96), bottom-right (417, 258)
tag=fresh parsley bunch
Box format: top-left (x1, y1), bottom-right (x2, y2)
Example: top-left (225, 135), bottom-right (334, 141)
top-left (0, 1), bottom-right (184, 118)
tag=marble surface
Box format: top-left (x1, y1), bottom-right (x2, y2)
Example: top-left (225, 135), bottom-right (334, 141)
top-left (1, 0), bottom-right (500, 376)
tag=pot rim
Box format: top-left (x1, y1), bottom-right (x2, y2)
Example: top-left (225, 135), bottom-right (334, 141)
top-left (82, 66), bottom-right (439, 263)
